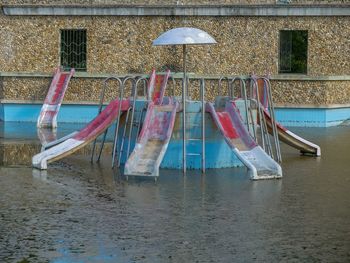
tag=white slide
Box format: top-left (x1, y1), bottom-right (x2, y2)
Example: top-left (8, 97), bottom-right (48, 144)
top-left (263, 109), bottom-right (321, 156)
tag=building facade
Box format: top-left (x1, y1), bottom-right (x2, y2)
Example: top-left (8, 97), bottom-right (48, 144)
top-left (0, 1), bottom-right (349, 126)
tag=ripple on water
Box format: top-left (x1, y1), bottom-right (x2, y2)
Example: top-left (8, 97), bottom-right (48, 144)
top-left (0, 127), bottom-right (350, 262)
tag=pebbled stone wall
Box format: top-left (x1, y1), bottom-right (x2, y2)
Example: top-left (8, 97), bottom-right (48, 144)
top-left (0, 141), bottom-right (112, 166)
top-left (0, 16), bottom-right (348, 76)
top-left (0, 5), bottom-right (349, 106)
top-left (0, 76), bottom-right (136, 102)
top-left (272, 80), bottom-right (350, 106)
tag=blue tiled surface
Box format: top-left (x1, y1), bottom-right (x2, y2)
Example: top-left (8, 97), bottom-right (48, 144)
top-left (325, 108), bottom-right (350, 126)
top-left (275, 107), bottom-right (350, 127)
top-left (0, 103), bottom-right (3, 122)
top-left (1, 102), bottom-right (350, 127)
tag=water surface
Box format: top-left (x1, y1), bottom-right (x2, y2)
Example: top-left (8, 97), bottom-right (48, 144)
top-left (0, 126), bottom-right (349, 262)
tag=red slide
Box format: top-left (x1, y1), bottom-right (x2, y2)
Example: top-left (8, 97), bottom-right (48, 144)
top-left (37, 67), bottom-right (75, 128)
top-left (32, 99), bottom-right (130, 170)
top-left (207, 99), bottom-right (282, 180)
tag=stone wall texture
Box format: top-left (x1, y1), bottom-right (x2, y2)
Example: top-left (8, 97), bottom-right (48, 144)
top-left (272, 80), bottom-right (350, 105)
top-left (0, 8), bottom-right (349, 105)
top-left (1, 76), bottom-right (349, 106)
top-left (0, 15), bottom-right (348, 75)
top-left (0, 142), bottom-right (112, 166)
top-left (1, 76), bottom-right (135, 102)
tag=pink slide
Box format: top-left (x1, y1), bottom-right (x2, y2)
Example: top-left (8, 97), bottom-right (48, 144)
top-left (32, 99), bottom-right (130, 169)
top-left (37, 67), bottom-right (75, 128)
top-left (207, 100), bottom-right (282, 180)
top-left (147, 68), bottom-right (171, 104)
top-left (124, 69), bottom-right (177, 177)
top-left (263, 109), bottom-right (321, 156)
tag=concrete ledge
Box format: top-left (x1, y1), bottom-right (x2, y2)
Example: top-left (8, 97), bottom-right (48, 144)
top-left (275, 103), bottom-right (350, 109)
top-left (0, 71), bottom-right (147, 79)
top-left (1, 101), bottom-right (349, 127)
top-left (2, 99), bottom-right (350, 110)
top-left (2, 5), bottom-right (350, 17)
top-left (0, 99), bottom-right (102, 105)
top-left (1, 71), bottom-right (350, 81)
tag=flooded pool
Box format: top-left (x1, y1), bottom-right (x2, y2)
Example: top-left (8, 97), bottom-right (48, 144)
top-left (0, 124), bottom-right (349, 262)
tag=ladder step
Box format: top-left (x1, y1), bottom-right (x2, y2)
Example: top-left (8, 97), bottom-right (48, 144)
top-left (187, 138), bottom-right (201, 141)
top-left (186, 153), bottom-right (201, 156)
top-left (187, 124), bottom-right (202, 127)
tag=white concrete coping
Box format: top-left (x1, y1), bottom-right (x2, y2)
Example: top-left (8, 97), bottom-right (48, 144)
top-left (1, 71), bottom-right (350, 81)
top-left (2, 5), bottom-right (350, 17)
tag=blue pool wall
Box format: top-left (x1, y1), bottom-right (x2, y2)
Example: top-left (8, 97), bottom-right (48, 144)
top-left (0, 100), bottom-right (245, 169)
top-left (1, 101), bottom-right (350, 127)
top-left (1, 100), bottom-right (349, 169)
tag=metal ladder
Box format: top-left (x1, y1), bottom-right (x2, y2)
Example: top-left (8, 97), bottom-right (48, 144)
top-left (183, 78), bottom-right (206, 174)
top-left (247, 76), bottom-right (282, 163)
top-left (90, 76), bottom-right (124, 163)
top-left (258, 76), bottom-right (282, 163)
top-left (112, 77), bottom-right (145, 168)
top-left (230, 76), bottom-right (257, 141)
top-left (114, 77), bottom-right (149, 167)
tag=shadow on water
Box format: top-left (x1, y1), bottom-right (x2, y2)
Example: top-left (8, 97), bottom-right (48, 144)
top-left (0, 126), bottom-right (349, 262)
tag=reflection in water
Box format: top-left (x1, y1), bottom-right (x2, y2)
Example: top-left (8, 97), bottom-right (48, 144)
top-left (32, 169), bottom-right (48, 181)
top-left (0, 126), bottom-right (349, 262)
top-left (37, 128), bottom-right (57, 145)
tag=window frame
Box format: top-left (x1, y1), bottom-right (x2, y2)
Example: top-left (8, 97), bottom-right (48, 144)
top-left (278, 30), bottom-right (308, 75)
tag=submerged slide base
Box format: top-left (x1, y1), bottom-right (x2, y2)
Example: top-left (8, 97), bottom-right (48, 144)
top-left (32, 138), bottom-right (84, 170)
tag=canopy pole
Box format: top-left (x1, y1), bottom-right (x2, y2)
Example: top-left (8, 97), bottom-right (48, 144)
top-left (182, 44), bottom-right (187, 174)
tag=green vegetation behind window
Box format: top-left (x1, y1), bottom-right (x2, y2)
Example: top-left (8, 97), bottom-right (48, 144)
top-left (279, 30), bottom-right (308, 74)
top-left (60, 29), bottom-right (87, 72)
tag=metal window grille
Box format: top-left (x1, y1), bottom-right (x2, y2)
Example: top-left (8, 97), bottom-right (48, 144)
top-left (60, 29), bottom-right (87, 71)
top-left (279, 30), bottom-right (308, 74)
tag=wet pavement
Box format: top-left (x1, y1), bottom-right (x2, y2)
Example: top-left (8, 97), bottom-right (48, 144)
top-left (0, 125), bottom-right (350, 262)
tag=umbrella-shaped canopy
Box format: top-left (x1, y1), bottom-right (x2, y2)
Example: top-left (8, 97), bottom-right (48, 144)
top-left (152, 27), bottom-right (217, 46)
top-left (152, 27), bottom-right (217, 174)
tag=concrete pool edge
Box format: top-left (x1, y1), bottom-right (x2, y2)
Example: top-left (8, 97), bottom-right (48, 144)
top-left (1, 101), bottom-right (350, 127)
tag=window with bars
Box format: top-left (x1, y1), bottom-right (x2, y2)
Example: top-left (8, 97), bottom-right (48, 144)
top-left (60, 29), bottom-right (87, 71)
top-left (279, 30), bottom-right (308, 74)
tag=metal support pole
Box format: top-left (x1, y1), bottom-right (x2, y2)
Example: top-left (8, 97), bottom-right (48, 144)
top-left (111, 78), bottom-right (125, 168)
top-left (126, 81), bottom-right (137, 159)
top-left (182, 44), bottom-right (187, 174)
top-left (91, 79), bottom-right (108, 162)
top-left (96, 129), bottom-right (108, 162)
top-left (201, 79), bottom-right (206, 174)
top-left (263, 77), bottom-right (282, 163)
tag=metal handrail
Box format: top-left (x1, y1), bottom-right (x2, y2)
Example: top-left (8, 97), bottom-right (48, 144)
top-left (116, 77), bottom-right (149, 166)
top-left (110, 77), bottom-right (127, 168)
top-left (91, 76), bottom-right (123, 163)
top-left (168, 75), bottom-right (177, 97)
top-left (247, 77), bottom-right (274, 157)
top-left (230, 76), bottom-right (256, 138)
top-left (124, 77), bottom-right (149, 165)
top-left (218, 76), bottom-right (231, 98)
top-left (113, 77), bottom-right (136, 167)
top-left (260, 77), bottom-right (282, 163)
